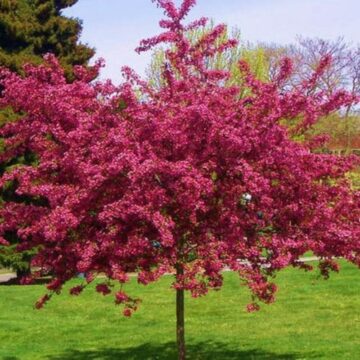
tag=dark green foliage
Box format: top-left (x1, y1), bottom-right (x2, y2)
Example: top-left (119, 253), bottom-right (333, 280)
top-left (0, 0), bottom-right (94, 80)
top-left (0, 234), bottom-right (38, 278)
top-left (0, 149), bottom-right (45, 278)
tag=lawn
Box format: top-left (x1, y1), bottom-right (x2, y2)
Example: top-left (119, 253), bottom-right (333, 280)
top-left (0, 261), bottom-right (359, 360)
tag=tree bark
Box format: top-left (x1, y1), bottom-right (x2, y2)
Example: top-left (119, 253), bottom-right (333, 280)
top-left (176, 266), bottom-right (186, 360)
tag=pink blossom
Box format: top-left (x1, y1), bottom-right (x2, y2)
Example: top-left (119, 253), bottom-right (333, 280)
top-left (247, 303), bottom-right (260, 313)
top-left (35, 294), bottom-right (51, 309)
top-left (115, 291), bottom-right (129, 304)
top-left (123, 308), bottom-right (132, 317)
top-left (19, 276), bottom-right (34, 285)
top-left (95, 284), bottom-right (111, 296)
top-left (0, 0), bottom-right (358, 315)
top-left (69, 285), bottom-right (84, 296)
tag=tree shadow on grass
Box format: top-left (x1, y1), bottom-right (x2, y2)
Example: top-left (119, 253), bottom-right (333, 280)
top-left (0, 277), bottom-right (51, 286)
top-left (46, 341), bottom-right (319, 360)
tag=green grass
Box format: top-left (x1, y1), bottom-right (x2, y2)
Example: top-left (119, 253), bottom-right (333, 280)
top-left (0, 261), bottom-right (359, 360)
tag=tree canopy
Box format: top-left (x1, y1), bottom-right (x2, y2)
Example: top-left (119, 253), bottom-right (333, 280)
top-left (0, 0), bottom-right (94, 80)
top-left (0, 1), bottom-right (359, 359)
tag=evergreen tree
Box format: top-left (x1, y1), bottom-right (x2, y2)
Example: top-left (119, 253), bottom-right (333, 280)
top-left (0, 0), bottom-right (94, 80)
top-left (0, 0), bottom-right (94, 280)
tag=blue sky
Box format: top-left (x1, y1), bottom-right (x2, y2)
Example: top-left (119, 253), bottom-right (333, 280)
top-left (64, 0), bottom-right (360, 83)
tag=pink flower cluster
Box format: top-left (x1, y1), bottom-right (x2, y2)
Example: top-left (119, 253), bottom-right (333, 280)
top-left (0, 0), bottom-right (359, 313)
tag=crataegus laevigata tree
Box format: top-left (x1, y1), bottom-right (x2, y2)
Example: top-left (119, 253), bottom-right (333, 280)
top-left (0, 1), bottom-right (359, 359)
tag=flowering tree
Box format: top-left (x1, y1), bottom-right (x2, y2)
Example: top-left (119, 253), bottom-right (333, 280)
top-left (0, 0), bottom-right (95, 281)
top-left (0, 1), bottom-right (359, 359)
top-left (146, 20), bottom-right (270, 90)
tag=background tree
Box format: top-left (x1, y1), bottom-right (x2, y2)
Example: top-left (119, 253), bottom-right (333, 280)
top-left (146, 21), bottom-right (270, 90)
top-left (0, 0), bottom-right (95, 280)
top-left (0, 1), bottom-right (359, 359)
top-left (0, 0), bottom-right (94, 80)
top-left (267, 38), bottom-right (360, 152)
top-left (285, 38), bottom-right (360, 188)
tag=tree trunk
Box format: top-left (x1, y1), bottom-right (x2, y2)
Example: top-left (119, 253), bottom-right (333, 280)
top-left (176, 267), bottom-right (186, 360)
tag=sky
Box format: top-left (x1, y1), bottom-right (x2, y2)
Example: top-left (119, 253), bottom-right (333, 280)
top-left (64, 0), bottom-right (360, 84)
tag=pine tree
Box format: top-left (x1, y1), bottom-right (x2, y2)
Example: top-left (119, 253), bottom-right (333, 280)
top-left (0, 0), bottom-right (94, 280)
top-left (0, 0), bottom-right (94, 80)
